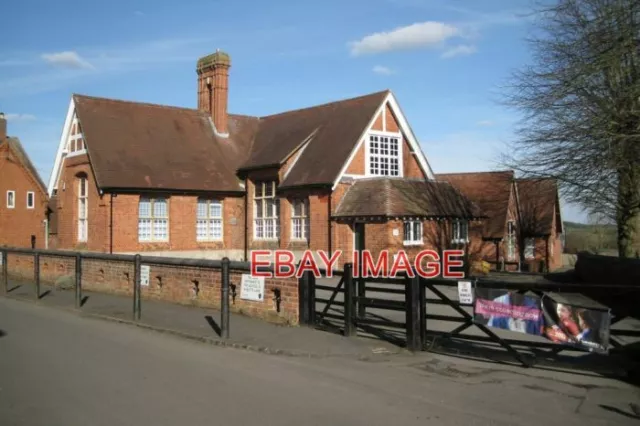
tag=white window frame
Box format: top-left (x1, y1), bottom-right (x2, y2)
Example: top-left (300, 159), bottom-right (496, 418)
top-left (451, 219), bottom-right (469, 244)
top-left (506, 220), bottom-right (516, 261)
top-left (26, 191), bottom-right (35, 209)
top-left (291, 199), bottom-right (309, 241)
top-left (253, 181), bottom-right (279, 240)
top-left (6, 190), bottom-right (15, 209)
top-left (365, 131), bottom-right (403, 177)
top-left (138, 197), bottom-right (169, 242)
top-left (196, 199), bottom-right (223, 242)
top-left (403, 220), bottom-right (423, 246)
top-left (77, 177), bottom-right (88, 242)
top-left (524, 238), bottom-right (535, 259)
top-left (65, 118), bottom-right (87, 158)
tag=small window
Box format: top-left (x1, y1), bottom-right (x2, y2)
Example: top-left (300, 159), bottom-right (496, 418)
top-left (27, 192), bottom-right (35, 209)
top-left (6, 191), bottom-right (15, 209)
top-left (368, 134), bottom-right (401, 177)
top-left (452, 220), bottom-right (469, 244)
top-left (291, 199), bottom-right (309, 241)
top-left (196, 199), bottom-right (223, 241)
top-left (403, 220), bottom-right (423, 245)
top-left (138, 197), bottom-right (169, 242)
top-left (78, 177), bottom-right (88, 242)
top-left (524, 238), bottom-right (535, 259)
top-left (506, 220), bottom-right (516, 261)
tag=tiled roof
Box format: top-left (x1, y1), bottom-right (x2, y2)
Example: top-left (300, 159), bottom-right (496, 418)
top-left (73, 90), bottom-right (389, 192)
top-left (333, 177), bottom-right (483, 219)
top-left (516, 178), bottom-right (560, 236)
top-left (240, 90), bottom-right (389, 188)
top-left (435, 171), bottom-right (514, 239)
top-left (74, 95), bottom-right (256, 192)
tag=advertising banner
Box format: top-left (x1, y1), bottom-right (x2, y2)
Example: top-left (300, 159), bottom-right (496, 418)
top-left (541, 294), bottom-right (611, 354)
top-left (473, 288), bottom-right (611, 353)
top-left (473, 288), bottom-right (544, 336)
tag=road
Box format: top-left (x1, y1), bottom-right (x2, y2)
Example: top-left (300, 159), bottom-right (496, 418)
top-left (1, 297), bottom-right (638, 426)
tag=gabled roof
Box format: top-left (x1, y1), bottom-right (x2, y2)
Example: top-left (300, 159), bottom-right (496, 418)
top-left (333, 177), bottom-right (483, 219)
top-left (516, 178), bottom-right (562, 236)
top-left (73, 95), bottom-right (257, 193)
top-left (0, 136), bottom-right (47, 196)
top-left (436, 171), bottom-right (514, 239)
top-left (239, 90), bottom-right (389, 188)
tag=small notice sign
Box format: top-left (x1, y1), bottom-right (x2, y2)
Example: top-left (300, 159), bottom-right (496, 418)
top-left (241, 274), bottom-right (265, 301)
top-left (457, 280), bottom-right (473, 305)
top-left (140, 265), bottom-right (150, 287)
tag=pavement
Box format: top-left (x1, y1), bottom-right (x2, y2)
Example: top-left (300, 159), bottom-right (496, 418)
top-left (3, 279), bottom-right (403, 358)
top-left (1, 295), bottom-right (639, 426)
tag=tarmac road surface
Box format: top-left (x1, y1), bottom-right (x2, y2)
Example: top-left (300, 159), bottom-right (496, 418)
top-left (1, 297), bottom-right (638, 426)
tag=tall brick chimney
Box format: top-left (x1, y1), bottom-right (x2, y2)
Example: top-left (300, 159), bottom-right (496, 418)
top-left (0, 112), bottom-right (6, 141)
top-left (197, 50), bottom-right (231, 136)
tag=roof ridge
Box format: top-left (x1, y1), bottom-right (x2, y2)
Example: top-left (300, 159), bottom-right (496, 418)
top-left (73, 94), bottom-right (202, 114)
top-left (259, 90), bottom-right (390, 120)
top-left (436, 170), bottom-right (514, 176)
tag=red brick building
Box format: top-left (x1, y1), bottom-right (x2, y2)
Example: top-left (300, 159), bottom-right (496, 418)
top-left (0, 113), bottom-right (49, 249)
top-left (436, 171), bottom-right (564, 272)
top-left (47, 50), bottom-right (482, 265)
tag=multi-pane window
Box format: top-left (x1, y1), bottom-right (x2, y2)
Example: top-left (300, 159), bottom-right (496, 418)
top-left (196, 199), bottom-right (223, 241)
top-left (506, 220), bottom-right (516, 260)
top-left (524, 238), bottom-right (535, 259)
top-left (138, 197), bottom-right (169, 242)
top-left (368, 134), bottom-right (400, 176)
top-left (403, 220), bottom-right (423, 245)
top-left (77, 177), bottom-right (88, 242)
top-left (6, 190), bottom-right (15, 208)
top-left (291, 199), bottom-right (309, 241)
top-left (451, 220), bottom-right (469, 243)
top-left (254, 181), bottom-right (279, 239)
top-left (27, 191), bottom-right (35, 209)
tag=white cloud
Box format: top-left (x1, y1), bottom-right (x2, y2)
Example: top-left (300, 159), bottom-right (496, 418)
top-left (3, 113), bottom-right (37, 122)
top-left (41, 51), bottom-right (94, 70)
top-left (441, 44), bottom-right (477, 58)
top-left (476, 120), bottom-right (494, 126)
top-left (372, 65), bottom-right (395, 75)
top-left (349, 21), bottom-right (460, 55)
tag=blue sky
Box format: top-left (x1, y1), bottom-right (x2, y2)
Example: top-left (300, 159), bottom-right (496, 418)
top-left (1, 0), bottom-right (587, 222)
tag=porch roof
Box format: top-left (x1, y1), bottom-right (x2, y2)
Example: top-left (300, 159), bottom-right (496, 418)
top-left (332, 177), bottom-right (484, 220)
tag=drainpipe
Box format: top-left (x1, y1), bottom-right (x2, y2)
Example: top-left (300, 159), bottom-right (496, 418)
top-left (327, 190), bottom-right (332, 255)
top-left (110, 193), bottom-right (114, 254)
top-left (44, 219), bottom-right (49, 249)
top-left (244, 177), bottom-right (248, 262)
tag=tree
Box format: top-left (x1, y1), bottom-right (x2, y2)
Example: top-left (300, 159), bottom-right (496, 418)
top-left (503, 0), bottom-right (640, 257)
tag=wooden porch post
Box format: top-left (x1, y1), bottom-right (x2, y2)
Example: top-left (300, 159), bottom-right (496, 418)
top-left (495, 241), bottom-right (500, 271)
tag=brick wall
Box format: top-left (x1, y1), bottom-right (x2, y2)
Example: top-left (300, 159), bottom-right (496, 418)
top-left (5, 252), bottom-right (299, 325)
top-left (0, 143), bottom-right (48, 249)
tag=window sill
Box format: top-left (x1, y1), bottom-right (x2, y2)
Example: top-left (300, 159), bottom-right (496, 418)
top-left (196, 239), bottom-right (223, 243)
top-left (253, 238), bottom-right (279, 242)
top-left (403, 241), bottom-right (423, 247)
top-left (138, 240), bottom-right (170, 243)
top-left (451, 240), bottom-right (469, 244)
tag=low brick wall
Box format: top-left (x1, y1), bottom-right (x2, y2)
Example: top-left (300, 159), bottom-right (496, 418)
top-left (4, 252), bottom-right (299, 325)
top-left (575, 252), bottom-right (640, 287)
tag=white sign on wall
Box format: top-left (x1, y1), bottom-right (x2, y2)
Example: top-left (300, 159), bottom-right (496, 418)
top-left (240, 274), bottom-right (265, 301)
top-left (140, 265), bottom-right (150, 287)
top-left (457, 280), bottom-right (474, 305)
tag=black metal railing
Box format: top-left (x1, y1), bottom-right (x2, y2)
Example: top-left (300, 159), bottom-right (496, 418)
top-left (0, 246), bottom-right (252, 339)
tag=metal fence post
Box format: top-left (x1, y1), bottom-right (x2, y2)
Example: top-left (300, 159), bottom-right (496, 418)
top-left (405, 271), bottom-right (422, 352)
top-left (419, 277), bottom-right (426, 351)
top-left (221, 257), bottom-right (230, 339)
top-left (308, 271), bottom-right (316, 325)
top-left (298, 271), bottom-right (309, 325)
top-left (2, 250), bottom-right (8, 294)
top-left (34, 252), bottom-right (40, 300)
top-left (75, 253), bottom-right (82, 309)
top-left (343, 262), bottom-right (356, 337)
top-left (133, 254), bottom-right (141, 320)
